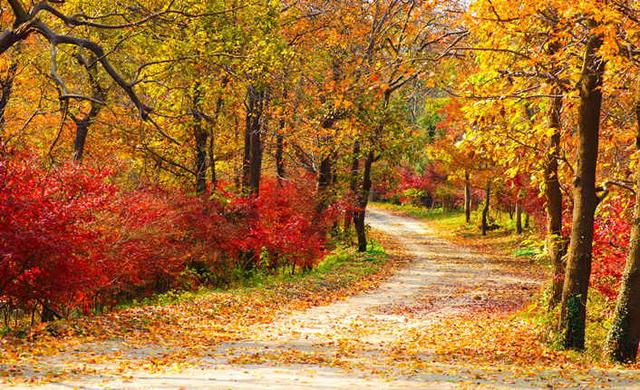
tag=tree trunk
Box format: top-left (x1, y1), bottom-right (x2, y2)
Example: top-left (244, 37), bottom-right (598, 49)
top-left (603, 94), bottom-right (640, 363)
top-left (546, 91), bottom-right (566, 309)
top-left (40, 301), bottom-right (61, 322)
top-left (249, 124), bottom-right (263, 196)
top-left (316, 116), bottom-right (340, 211)
top-left (72, 121), bottom-right (90, 161)
top-left (344, 140), bottom-right (360, 234)
top-left (516, 198), bottom-right (523, 235)
top-left (317, 154), bottom-right (333, 200)
top-left (242, 109), bottom-right (251, 191)
top-left (559, 27), bottom-right (605, 350)
top-left (0, 60), bottom-right (17, 133)
top-left (209, 94), bottom-right (224, 190)
top-left (541, 9), bottom-right (567, 310)
top-left (481, 181), bottom-right (491, 236)
top-left (354, 151), bottom-right (375, 252)
top-left (71, 53), bottom-right (104, 162)
top-left (276, 131), bottom-right (285, 183)
top-left (192, 83), bottom-right (208, 195)
top-left (194, 123), bottom-right (208, 195)
top-left (464, 171), bottom-right (472, 224)
top-left (209, 129), bottom-right (217, 188)
top-left (243, 85), bottom-right (266, 195)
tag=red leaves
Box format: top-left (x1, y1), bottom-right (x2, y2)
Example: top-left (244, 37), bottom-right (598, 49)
top-left (591, 199), bottom-right (631, 299)
top-left (0, 155), bottom-right (332, 318)
top-left (0, 154), bottom-right (114, 312)
top-left (240, 179), bottom-right (328, 270)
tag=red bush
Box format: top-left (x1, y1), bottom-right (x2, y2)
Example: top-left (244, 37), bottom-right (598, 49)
top-left (0, 154), bottom-right (334, 317)
top-left (591, 199), bottom-right (631, 300)
top-left (248, 179), bottom-right (326, 270)
top-left (0, 155), bottom-right (115, 314)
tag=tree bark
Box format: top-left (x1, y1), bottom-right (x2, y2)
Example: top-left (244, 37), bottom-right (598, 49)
top-left (0, 60), bottom-right (17, 133)
top-left (559, 26), bottom-right (605, 350)
top-left (192, 83), bottom-right (207, 195)
top-left (316, 116), bottom-right (340, 211)
top-left (545, 90), bottom-right (566, 308)
top-left (345, 140), bottom-right (361, 233)
top-left (72, 120), bottom-right (90, 161)
top-left (354, 150), bottom-right (375, 252)
top-left (276, 131), bottom-right (285, 183)
top-left (317, 155), bottom-right (333, 209)
top-left (243, 85), bottom-right (266, 195)
top-left (481, 181), bottom-right (491, 236)
top-left (208, 89), bottom-right (225, 190)
top-left (71, 53), bottom-right (104, 162)
top-left (194, 122), bottom-right (208, 195)
top-left (604, 95), bottom-right (640, 363)
top-left (249, 120), bottom-right (263, 196)
top-left (516, 196), bottom-right (523, 235)
top-left (464, 171), bottom-right (472, 224)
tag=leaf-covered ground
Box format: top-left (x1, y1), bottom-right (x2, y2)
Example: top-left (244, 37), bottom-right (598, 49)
top-left (3, 207), bottom-right (640, 389)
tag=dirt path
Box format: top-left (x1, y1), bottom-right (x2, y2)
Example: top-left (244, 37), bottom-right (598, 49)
top-left (12, 208), bottom-right (640, 389)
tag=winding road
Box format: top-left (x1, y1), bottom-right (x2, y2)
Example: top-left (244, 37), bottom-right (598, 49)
top-left (15, 208), bottom-right (640, 389)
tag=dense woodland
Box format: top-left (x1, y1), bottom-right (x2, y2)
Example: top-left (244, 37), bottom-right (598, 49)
top-left (2, 0), bottom-right (640, 368)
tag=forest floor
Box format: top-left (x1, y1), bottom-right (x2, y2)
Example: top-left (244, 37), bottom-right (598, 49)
top-left (3, 207), bottom-right (640, 389)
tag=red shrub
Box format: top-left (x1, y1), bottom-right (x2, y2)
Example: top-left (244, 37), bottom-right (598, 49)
top-left (0, 154), bottom-right (115, 313)
top-left (1, 154), bottom-right (334, 317)
top-left (248, 179), bottom-right (326, 269)
top-left (591, 199), bottom-right (631, 300)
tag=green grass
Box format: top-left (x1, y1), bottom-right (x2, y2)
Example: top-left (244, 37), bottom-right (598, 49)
top-left (372, 201), bottom-right (545, 260)
top-left (370, 201), bottom-right (462, 220)
top-left (117, 241), bottom-right (388, 311)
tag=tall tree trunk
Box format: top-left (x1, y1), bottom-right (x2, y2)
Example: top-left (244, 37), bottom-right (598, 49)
top-left (0, 60), bottom-right (17, 134)
top-left (249, 118), bottom-right (263, 196)
top-left (317, 155), bottom-right (333, 209)
top-left (559, 27), bottom-right (605, 350)
top-left (71, 53), bottom-right (104, 162)
top-left (516, 197), bottom-right (523, 235)
top-left (242, 109), bottom-right (251, 191)
top-left (192, 83), bottom-right (207, 195)
top-left (541, 7), bottom-right (567, 310)
top-left (209, 89), bottom-right (225, 190)
top-left (72, 121), bottom-right (89, 161)
top-left (354, 150), bottom-right (374, 252)
top-left (276, 132), bottom-right (285, 183)
top-left (546, 91), bottom-right (566, 308)
top-left (276, 87), bottom-right (287, 185)
top-left (345, 140), bottom-right (361, 233)
top-left (481, 181), bottom-right (491, 236)
top-left (243, 85), bottom-right (266, 195)
top-left (209, 128), bottom-right (217, 188)
top-left (352, 91), bottom-right (390, 252)
top-left (604, 95), bottom-right (640, 363)
top-left (316, 116), bottom-right (340, 211)
top-left (194, 123), bottom-right (208, 195)
top-left (464, 171), bottom-right (472, 224)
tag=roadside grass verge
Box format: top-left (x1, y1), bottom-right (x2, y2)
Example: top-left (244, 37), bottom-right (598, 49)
top-left (370, 202), bottom-right (545, 262)
top-left (0, 233), bottom-right (396, 384)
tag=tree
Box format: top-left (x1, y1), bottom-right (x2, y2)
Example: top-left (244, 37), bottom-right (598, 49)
top-left (558, 19), bottom-right (606, 351)
top-left (0, 0), bottom-right (152, 118)
top-left (604, 92), bottom-right (640, 363)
